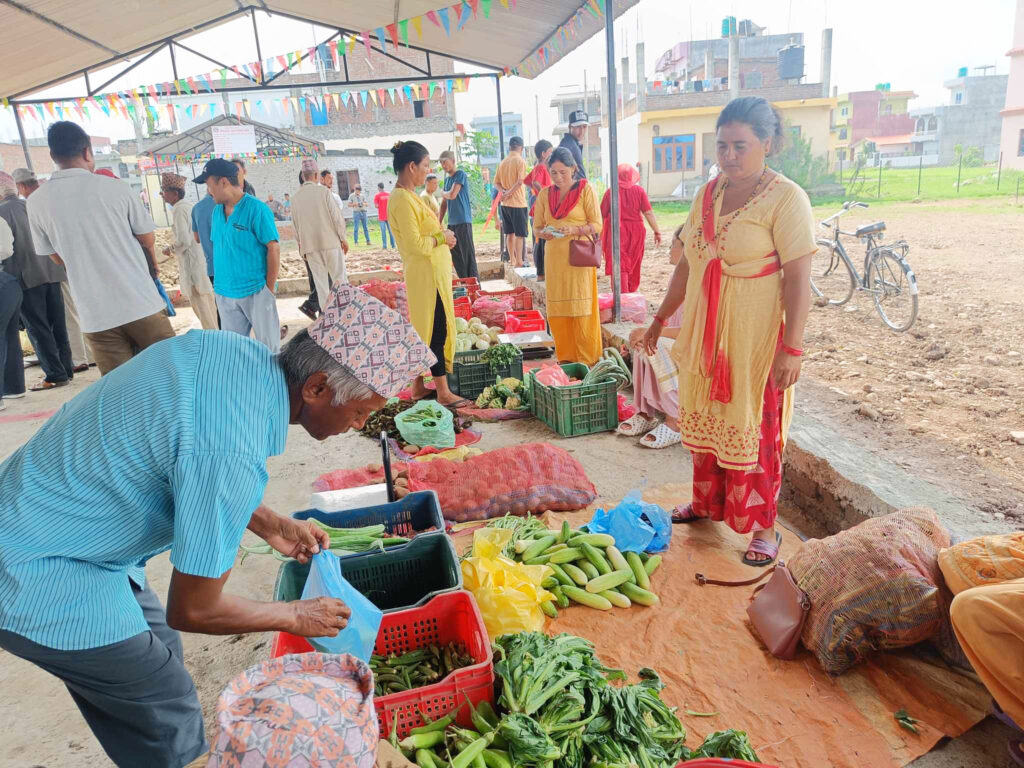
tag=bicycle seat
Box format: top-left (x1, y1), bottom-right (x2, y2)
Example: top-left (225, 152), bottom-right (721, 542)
top-left (855, 221), bottom-right (886, 237)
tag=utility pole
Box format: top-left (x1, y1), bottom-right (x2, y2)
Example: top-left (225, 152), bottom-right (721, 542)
top-left (583, 70), bottom-right (589, 174)
top-left (535, 94), bottom-right (540, 145)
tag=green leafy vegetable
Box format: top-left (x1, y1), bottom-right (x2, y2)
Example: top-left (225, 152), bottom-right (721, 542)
top-left (480, 343), bottom-right (520, 373)
top-left (895, 709), bottom-right (920, 734)
top-left (688, 729), bottom-right (760, 761)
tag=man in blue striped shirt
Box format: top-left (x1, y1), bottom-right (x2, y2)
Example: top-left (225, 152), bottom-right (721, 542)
top-left (0, 287), bottom-right (435, 766)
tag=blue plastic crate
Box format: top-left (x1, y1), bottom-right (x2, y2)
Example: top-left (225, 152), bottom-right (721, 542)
top-left (293, 491), bottom-right (444, 543)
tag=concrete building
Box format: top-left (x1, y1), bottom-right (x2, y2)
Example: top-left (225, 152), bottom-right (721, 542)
top-left (468, 112), bottom-right (523, 169)
top-left (1000, 0), bottom-right (1024, 170)
top-left (550, 89), bottom-right (601, 171)
top-left (911, 69), bottom-right (1008, 165)
top-left (604, 25), bottom-right (835, 198)
top-left (829, 88), bottom-right (917, 169)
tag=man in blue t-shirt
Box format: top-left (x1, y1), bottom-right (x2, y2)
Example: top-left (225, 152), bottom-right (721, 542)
top-left (194, 159), bottom-right (281, 353)
top-left (438, 150), bottom-right (478, 279)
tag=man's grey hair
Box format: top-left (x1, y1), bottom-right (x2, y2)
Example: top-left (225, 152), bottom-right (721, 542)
top-left (278, 330), bottom-right (376, 406)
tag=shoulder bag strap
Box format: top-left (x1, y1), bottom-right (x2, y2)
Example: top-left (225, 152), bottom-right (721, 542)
top-left (694, 563), bottom-right (780, 588)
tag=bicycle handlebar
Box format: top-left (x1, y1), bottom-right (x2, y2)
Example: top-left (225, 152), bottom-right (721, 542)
top-left (820, 201), bottom-right (869, 227)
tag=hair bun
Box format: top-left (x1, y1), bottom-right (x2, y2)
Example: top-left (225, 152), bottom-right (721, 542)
top-left (390, 140), bottom-right (404, 154)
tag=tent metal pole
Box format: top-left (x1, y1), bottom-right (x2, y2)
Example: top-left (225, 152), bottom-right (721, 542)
top-left (495, 74), bottom-right (505, 160)
top-left (604, 0), bottom-right (621, 322)
top-left (13, 105), bottom-right (33, 170)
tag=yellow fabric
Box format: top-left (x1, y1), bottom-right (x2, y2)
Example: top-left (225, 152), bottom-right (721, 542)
top-left (950, 577), bottom-right (1024, 727)
top-left (494, 152), bottom-right (528, 208)
top-left (549, 307), bottom-right (602, 365)
top-left (670, 173), bottom-right (815, 470)
top-left (388, 187), bottom-right (456, 371)
top-left (533, 183), bottom-right (602, 318)
top-left (939, 532), bottom-right (1024, 595)
top-left (420, 189), bottom-right (440, 216)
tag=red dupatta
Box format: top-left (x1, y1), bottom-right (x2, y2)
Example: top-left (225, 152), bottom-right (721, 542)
top-left (547, 180), bottom-right (585, 219)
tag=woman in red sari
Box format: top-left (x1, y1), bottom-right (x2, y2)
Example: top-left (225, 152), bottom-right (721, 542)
top-left (601, 164), bottom-right (662, 293)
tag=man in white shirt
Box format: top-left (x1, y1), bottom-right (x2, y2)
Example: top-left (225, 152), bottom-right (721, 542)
top-left (27, 121), bottom-right (174, 375)
top-left (319, 170), bottom-right (346, 213)
top-left (159, 173), bottom-right (217, 330)
top-left (292, 160), bottom-right (349, 318)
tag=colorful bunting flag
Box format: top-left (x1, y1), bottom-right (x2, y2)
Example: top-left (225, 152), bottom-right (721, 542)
top-left (387, 23), bottom-right (399, 49)
top-left (360, 91), bottom-right (368, 107)
top-left (411, 15), bottom-right (423, 38)
top-left (374, 27), bottom-right (388, 52)
top-left (369, 90), bottom-right (378, 107)
top-left (398, 19), bottom-right (409, 45)
top-left (481, 0), bottom-right (492, 16)
top-left (429, 81), bottom-right (437, 98)
top-left (426, 10), bottom-right (440, 27)
top-left (457, 2), bottom-right (471, 30)
top-left (438, 8), bottom-right (451, 35)
top-left (186, 76), bottom-right (199, 94)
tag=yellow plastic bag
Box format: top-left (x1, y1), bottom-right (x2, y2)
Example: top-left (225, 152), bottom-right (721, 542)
top-left (461, 528), bottom-right (554, 639)
top-left (938, 532), bottom-right (1024, 594)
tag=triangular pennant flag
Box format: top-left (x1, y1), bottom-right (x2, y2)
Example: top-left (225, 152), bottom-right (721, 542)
top-left (375, 27), bottom-right (388, 52)
top-left (286, 52), bottom-right (296, 67)
top-left (255, 100), bottom-right (263, 114)
top-left (252, 62), bottom-right (263, 81)
top-left (186, 76), bottom-right (199, 93)
top-left (457, 2), bottom-right (472, 30)
top-left (243, 100), bottom-right (251, 118)
top-left (235, 101), bottom-right (243, 119)
top-left (200, 74), bottom-right (214, 92)
top-left (173, 80), bottom-right (182, 95)
top-left (280, 98), bottom-right (289, 115)
top-left (411, 15), bottom-right (423, 38)
top-left (463, 77), bottom-right (471, 91)
top-left (185, 105), bottom-right (193, 119)
top-left (299, 97), bottom-right (306, 112)
top-left (294, 50), bottom-right (303, 68)
top-left (426, 10), bottom-right (440, 27)
top-left (341, 91), bottom-right (351, 106)
top-left (469, 0), bottom-right (480, 17)
top-left (148, 84), bottom-right (159, 102)
top-left (386, 23), bottom-right (399, 49)
top-left (446, 79), bottom-right (454, 92)
top-left (119, 104), bottom-right (129, 120)
top-left (277, 54), bottom-right (288, 71)
top-left (360, 90), bottom-right (368, 107)
top-left (73, 102), bottom-right (85, 120)
top-left (332, 93), bottom-right (341, 110)
top-left (362, 32), bottom-right (373, 58)
top-left (347, 35), bottom-right (357, 55)
top-left (388, 87), bottom-right (397, 104)
top-left (403, 85), bottom-right (412, 101)
top-left (499, 0), bottom-right (509, 8)
top-left (481, 0), bottom-right (491, 16)
top-left (429, 81), bottom-right (437, 98)
top-left (398, 19), bottom-right (409, 46)
top-left (43, 102), bottom-right (55, 118)
top-left (438, 7), bottom-right (451, 34)
top-left (35, 105), bottom-right (45, 121)
top-left (369, 90), bottom-right (378, 107)
top-left (329, 41), bottom-right (340, 70)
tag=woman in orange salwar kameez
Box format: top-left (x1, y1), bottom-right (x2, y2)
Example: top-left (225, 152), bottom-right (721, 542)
top-left (644, 96), bottom-right (815, 566)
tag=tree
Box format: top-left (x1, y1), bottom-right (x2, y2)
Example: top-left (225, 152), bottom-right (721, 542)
top-left (461, 130), bottom-right (498, 162)
top-left (768, 123), bottom-right (830, 191)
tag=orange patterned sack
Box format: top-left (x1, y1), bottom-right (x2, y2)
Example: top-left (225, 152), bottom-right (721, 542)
top-left (787, 507), bottom-right (951, 676)
top-left (937, 532), bottom-right (1024, 595)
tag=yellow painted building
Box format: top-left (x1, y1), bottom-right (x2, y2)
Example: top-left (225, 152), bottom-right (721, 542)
top-left (622, 91), bottom-right (834, 198)
top-left (828, 89), bottom-right (917, 169)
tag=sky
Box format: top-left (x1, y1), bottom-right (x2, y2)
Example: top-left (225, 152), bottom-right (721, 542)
top-left (0, 0), bottom-right (1017, 147)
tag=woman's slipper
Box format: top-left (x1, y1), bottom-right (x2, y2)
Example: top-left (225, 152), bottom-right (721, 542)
top-left (443, 398), bottom-right (474, 410)
top-left (639, 423), bottom-right (682, 449)
top-left (994, 700), bottom-right (1022, 732)
top-left (742, 531), bottom-right (782, 567)
top-left (616, 412), bottom-right (658, 436)
top-left (672, 503), bottom-right (706, 524)
top-left (1011, 738), bottom-right (1024, 768)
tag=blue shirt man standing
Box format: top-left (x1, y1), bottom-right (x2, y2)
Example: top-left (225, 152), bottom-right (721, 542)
top-left (438, 149), bottom-right (478, 280)
top-left (190, 191), bottom-right (216, 280)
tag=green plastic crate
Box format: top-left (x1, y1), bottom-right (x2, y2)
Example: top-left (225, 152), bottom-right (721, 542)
top-left (447, 347), bottom-right (524, 400)
top-left (273, 533), bottom-right (461, 613)
top-left (529, 363), bottom-right (617, 437)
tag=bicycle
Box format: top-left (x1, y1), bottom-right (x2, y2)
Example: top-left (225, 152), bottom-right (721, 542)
top-left (809, 201), bottom-right (919, 332)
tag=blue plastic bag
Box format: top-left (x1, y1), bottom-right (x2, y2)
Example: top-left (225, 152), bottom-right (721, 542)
top-left (587, 490), bottom-right (672, 554)
top-left (154, 278), bottom-right (176, 316)
top-left (301, 550), bottom-right (382, 661)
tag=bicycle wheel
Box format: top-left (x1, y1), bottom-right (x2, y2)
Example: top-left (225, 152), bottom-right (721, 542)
top-left (867, 250), bottom-right (918, 332)
top-left (809, 238), bottom-right (856, 306)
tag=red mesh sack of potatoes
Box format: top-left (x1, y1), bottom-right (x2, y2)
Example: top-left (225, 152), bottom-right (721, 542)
top-left (471, 295), bottom-right (514, 327)
top-left (405, 442), bottom-right (597, 522)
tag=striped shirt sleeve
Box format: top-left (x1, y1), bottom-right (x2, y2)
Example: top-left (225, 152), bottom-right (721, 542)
top-left (169, 452), bottom-right (268, 578)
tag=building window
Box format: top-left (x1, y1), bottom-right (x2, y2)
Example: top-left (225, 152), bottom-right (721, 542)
top-left (337, 170), bottom-right (360, 199)
top-left (413, 100), bottom-right (426, 118)
top-left (928, 116), bottom-right (938, 131)
top-left (652, 134), bottom-right (694, 172)
top-left (1018, 129), bottom-right (1024, 157)
top-left (954, 91), bottom-right (963, 105)
top-left (841, 106), bottom-right (848, 116)
top-left (839, 127), bottom-right (848, 140)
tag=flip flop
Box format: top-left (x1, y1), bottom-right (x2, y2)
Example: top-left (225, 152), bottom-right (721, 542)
top-left (617, 412), bottom-right (658, 436)
top-left (1011, 738), bottom-right (1024, 768)
top-left (639, 423), bottom-right (682, 449)
top-left (994, 700), bottom-right (1023, 732)
top-left (743, 531), bottom-right (782, 567)
top-left (671, 503), bottom-right (706, 524)
top-left (443, 398), bottom-right (474, 410)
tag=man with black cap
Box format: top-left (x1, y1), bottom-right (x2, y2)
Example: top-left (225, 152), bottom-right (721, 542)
top-left (558, 109), bottom-right (589, 178)
top-left (193, 158), bottom-right (282, 353)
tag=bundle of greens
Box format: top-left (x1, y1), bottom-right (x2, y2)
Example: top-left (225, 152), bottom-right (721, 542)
top-left (474, 376), bottom-right (529, 410)
top-left (479, 343), bottom-right (521, 373)
top-left (239, 520), bottom-right (408, 563)
top-left (686, 729), bottom-right (761, 761)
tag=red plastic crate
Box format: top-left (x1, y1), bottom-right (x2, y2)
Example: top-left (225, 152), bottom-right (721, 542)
top-left (452, 277), bottom-right (480, 302)
top-left (504, 309), bottom-right (546, 332)
top-left (271, 590), bottom-right (494, 741)
top-left (453, 295), bottom-right (472, 320)
top-left (479, 285), bottom-right (533, 311)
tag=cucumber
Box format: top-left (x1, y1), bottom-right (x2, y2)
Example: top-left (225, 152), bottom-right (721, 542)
top-left (580, 541), bottom-right (612, 575)
top-left (585, 568), bottom-right (634, 594)
top-left (561, 562), bottom-right (589, 585)
top-left (619, 581), bottom-right (660, 606)
top-left (523, 554), bottom-right (552, 565)
top-left (552, 585), bottom-right (569, 609)
top-left (546, 543), bottom-right (568, 554)
top-left (644, 554), bottom-right (663, 577)
top-left (521, 535), bottom-right (556, 562)
top-left (547, 562), bottom-right (575, 587)
top-left (601, 589), bottom-right (632, 608)
top-left (548, 547), bottom-right (584, 564)
top-left (605, 546), bottom-right (635, 582)
top-left (558, 520), bottom-right (571, 544)
top-left (562, 585), bottom-right (613, 610)
top-left (579, 560), bottom-right (600, 580)
top-left (541, 600), bottom-right (558, 619)
top-left (570, 533), bottom-right (615, 548)
top-left (541, 576), bottom-right (558, 589)
top-left (625, 551), bottom-right (651, 590)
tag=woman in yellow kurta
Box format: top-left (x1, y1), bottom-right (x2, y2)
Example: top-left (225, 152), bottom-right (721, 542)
top-left (534, 147), bottom-right (603, 365)
top-left (388, 141), bottom-right (465, 406)
top-left (644, 96), bottom-right (815, 566)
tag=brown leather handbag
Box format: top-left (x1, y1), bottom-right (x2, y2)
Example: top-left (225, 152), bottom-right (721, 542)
top-left (569, 234), bottom-right (602, 268)
top-left (695, 561), bottom-right (811, 660)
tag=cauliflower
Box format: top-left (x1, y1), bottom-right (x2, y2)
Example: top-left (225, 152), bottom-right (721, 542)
top-left (505, 395), bottom-right (522, 409)
top-left (474, 338), bottom-right (491, 350)
top-left (489, 397), bottom-right (505, 409)
top-left (454, 317), bottom-right (469, 333)
top-left (475, 391), bottom-right (491, 407)
top-left (500, 377), bottom-right (521, 391)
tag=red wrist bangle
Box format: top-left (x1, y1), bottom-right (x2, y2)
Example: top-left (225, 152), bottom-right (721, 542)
top-left (653, 315), bottom-right (667, 327)
top-left (782, 344), bottom-right (803, 357)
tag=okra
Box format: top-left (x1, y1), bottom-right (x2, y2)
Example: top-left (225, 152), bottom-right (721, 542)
top-left (625, 551), bottom-right (651, 590)
top-left (399, 731), bottom-right (446, 751)
top-left (467, 696), bottom-right (494, 736)
top-left (541, 600), bottom-right (558, 618)
top-left (579, 561), bottom-right (600, 580)
top-left (415, 749), bottom-right (440, 768)
top-left (561, 562), bottom-right (589, 585)
top-left (547, 562), bottom-right (575, 587)
top-left (585, 568), bottom-right (634, 594)
top-left (601, 589), bottom-right (632, 608)
top-left (580, 541), bottom-right (612, 575)
top-left (521, 535), bottom-right (556, 562)
top-left (644, 554), bottom-right (663, 577)
top-left (548, 547), bottom-right (584, 564)
top-left (410, 712), bottom-right (454, 734)
top-left (605, 546), bottom-right (634, 582)
top-left (619, 581), bottom-right (660, 606)
top-left (563, 585), bottom-right (613, 610)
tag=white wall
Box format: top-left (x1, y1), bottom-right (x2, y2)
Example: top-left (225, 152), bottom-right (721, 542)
top-left (599, 113), bottom-right (640, 186)
top-left (323, 131), bottom-right (457, 159)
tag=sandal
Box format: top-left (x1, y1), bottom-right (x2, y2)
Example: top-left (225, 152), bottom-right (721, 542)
top-left (1011, 738), bottom-right (1024, 767)
top-left (671, 503), bottom-right (706, 524)
top-left (639, 423), bottom-right (682, 449)
top-left (616, 412), bottom-right (658, 436)
top-left (743, 531), bottom-right (782, 567)
top-left (443, 398), bottom-right (474, 410)
top-left (995, 699), bottom-right (1022, 731)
